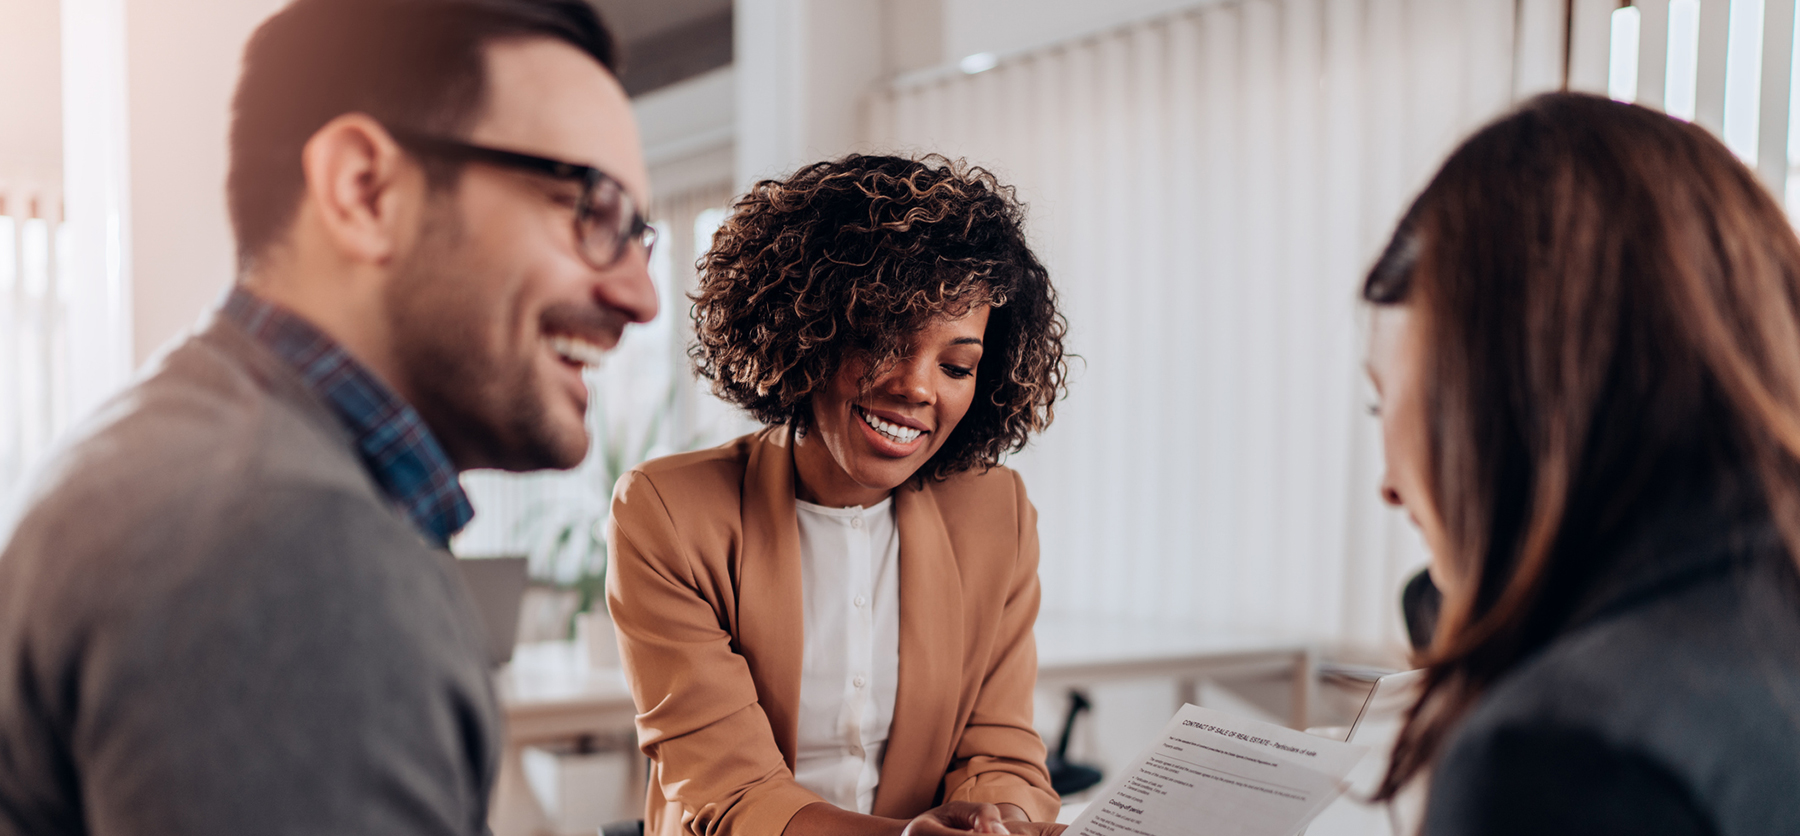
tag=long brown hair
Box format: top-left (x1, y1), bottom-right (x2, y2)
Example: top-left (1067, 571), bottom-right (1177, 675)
top-left (1366, 92), bottom-right (1800, 799)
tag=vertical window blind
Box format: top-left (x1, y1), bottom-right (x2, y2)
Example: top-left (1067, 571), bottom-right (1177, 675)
top-left (0, 192), bottom-right (71, 519)
top-left (862, 0), bottom-right (1800, 652)
top-left (1598, 0), bottom-right (1800, 205)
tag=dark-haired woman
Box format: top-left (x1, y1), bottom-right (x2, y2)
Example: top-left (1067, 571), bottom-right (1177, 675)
top-left (1364, 92), bottom-right (1800, 834)
top-left (606, 155), bottom-right (1068, 836)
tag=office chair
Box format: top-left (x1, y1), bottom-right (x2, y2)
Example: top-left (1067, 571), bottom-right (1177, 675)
top-left (1400, 568), bottom-right (1441, 653)
top-left (1045, 689), bottom-right (1103, 797)
top-left (599, 820), bottom-right (642, 836)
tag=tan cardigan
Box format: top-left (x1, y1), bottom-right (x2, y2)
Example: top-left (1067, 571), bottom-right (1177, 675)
top-left (606, 427), bottom-right (1059, 836)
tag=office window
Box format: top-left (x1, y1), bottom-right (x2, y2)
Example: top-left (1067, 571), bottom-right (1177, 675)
top-left (0, 195), bottom-right (72, 517)
top-left (1608, 0), bottom-right (1800, 203)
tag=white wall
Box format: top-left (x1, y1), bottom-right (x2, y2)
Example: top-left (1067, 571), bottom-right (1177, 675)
top-left (729, 0), bottom-right (1247, 187)
top-left (733, 0), bottom-right (887, 187)
top-left (636, 66), bottom-right (736, 197)
top-left (125, 0), bottom-right (285, 365)
top-left (0, 0), bottom-right (64, 192)
top-left (0, 0), bottom-right (68, 509)
top-left (941, 0), bottom-right (1229, 65)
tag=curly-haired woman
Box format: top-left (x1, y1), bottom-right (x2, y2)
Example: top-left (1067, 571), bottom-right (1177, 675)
top-left (606, 155), bottom-right (1069, 836)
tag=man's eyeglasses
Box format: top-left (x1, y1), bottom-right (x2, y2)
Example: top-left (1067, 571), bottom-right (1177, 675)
top-left (385, 126), bottom-right (657, 269)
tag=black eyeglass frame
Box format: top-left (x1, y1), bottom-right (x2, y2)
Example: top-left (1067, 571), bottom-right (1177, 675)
top-left (384, 126), bottom-right (656, 268)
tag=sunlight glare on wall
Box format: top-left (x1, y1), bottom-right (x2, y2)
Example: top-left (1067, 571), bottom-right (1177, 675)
top-left (1667, 0), bottom-right (1703, 119)
top-left (694, 208), bottom-right (727, 265)
top-left (21, 216), bottom-right (49, 302)
top-left (1612, 5), bottom-right (1643, 102)
top-left (55, 222), bottom-right (73, 306)
top-left (0, 211), bottom-right (15, 492)
top-left (0, 214), bottom-right (14, 297)
top-left (1724, 0), bottom-right (1769, 161)
top-left (1788, 2), bottom-right (1800, 212)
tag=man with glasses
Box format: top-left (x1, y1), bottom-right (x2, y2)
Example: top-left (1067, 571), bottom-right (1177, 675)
top-left (0, 0), bottom-right (654, 833)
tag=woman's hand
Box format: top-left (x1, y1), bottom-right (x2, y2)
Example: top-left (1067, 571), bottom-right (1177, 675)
top-left (786, 800), bottom-right (1054, 836)
top-left (999, 822), bottom-right (1067, 836)
top-left (901, 801), bottom-right (1012, 835)
top-left (992, 803), bottom-right (1064, 835)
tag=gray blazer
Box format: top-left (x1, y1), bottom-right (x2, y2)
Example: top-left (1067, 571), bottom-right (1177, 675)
top-left (0, 315), bottom-right (500, 835)
top-left (1424, 508), bottom-right (1800, 835)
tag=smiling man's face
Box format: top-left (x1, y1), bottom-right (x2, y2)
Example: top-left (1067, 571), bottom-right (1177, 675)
top-left (385, 37), bottom-right (657, 471)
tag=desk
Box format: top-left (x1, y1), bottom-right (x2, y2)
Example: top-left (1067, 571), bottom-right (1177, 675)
top-left (1035, 615), bottom-right (1317, 729)
top-left (490, 619), bottom-right (1319, 834)
top-left (491, 641), bottom-right (639, 836)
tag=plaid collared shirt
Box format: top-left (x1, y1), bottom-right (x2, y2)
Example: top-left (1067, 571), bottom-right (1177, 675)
top-left (222, 287), bottom-right (474, 547)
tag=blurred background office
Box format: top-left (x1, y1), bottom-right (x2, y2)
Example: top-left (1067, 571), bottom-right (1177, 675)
top-left (5, 0), bottom-right (1800, 833)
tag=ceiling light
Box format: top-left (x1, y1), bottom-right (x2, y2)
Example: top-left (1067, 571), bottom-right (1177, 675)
top-left (959, 52), bottom-right (998, 75)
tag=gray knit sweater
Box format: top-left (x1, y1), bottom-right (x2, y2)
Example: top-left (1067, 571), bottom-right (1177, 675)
top-left (0, 314), bottom-right (499, 835)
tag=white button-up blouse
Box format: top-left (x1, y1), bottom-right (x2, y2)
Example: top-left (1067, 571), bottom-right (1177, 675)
top-left (791, 496), bottom-right (902, 815)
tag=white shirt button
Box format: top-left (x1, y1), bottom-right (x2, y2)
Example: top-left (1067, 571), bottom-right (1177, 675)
top-left (854, 595), bottom-right (868, 607)
top-left (851, 516), bottom-right (863, 529)
top-left (853, 675), bottom-right (867, 688)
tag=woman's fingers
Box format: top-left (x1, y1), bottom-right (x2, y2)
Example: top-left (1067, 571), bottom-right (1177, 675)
top-left (968, 802), bottom-right (1010, 834)
top-left (904, 801), bottom-right (1011, 835)
top-left (1001, 822), bottom-right (1067, 836)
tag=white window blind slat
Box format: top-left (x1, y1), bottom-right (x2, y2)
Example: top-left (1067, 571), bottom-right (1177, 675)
top-left (867, 0), bottom-right (1526, 650)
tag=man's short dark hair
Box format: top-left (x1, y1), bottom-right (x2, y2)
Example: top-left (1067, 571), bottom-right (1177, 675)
top-left (227, 0), bottom-right (617, 272)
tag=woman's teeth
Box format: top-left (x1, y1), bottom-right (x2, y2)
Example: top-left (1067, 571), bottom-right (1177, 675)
top-left (549, 335), bottom-right (609, 369)
top-left (859, 407), bottom-right (922, 444)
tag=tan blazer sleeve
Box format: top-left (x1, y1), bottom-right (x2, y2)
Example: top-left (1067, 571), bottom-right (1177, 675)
top-left (606, 470), bottom-right (823, 836)
top-left (940, 471), bottom-right (1061, 821)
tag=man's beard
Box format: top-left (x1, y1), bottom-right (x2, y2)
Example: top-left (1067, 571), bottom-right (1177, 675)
top-left (381, 208), bottom-right (587, 472)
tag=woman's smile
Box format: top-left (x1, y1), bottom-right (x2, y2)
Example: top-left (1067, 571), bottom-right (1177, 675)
top-left (853, 405), bottom-right (928, 454)
top-left (793, 307), bottom-right (989, 508)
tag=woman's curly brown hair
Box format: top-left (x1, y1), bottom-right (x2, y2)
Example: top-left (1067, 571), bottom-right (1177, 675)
top-left (690, 153), bottom-right (1069, 480)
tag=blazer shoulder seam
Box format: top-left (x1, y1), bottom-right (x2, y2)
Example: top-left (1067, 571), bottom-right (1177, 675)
top-left (618, 470), bottom-right (702, 585)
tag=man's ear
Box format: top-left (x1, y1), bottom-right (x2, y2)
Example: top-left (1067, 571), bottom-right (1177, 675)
top-left (298, 113), bottom-right (421, 266)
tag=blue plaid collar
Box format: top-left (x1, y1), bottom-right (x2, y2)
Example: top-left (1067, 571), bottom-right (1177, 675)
top-left (222, 286), bottom-right (473, 547)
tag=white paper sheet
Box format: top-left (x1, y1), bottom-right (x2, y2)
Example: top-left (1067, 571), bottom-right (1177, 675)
top-left (1065, 704), bottom-right (1369, 836)
top-left (1306, 670), bottom-right (1426, 836)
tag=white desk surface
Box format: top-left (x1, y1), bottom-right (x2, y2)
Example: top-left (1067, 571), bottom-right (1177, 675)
top-left (500, 641), bottom-right (632, 707)
top-left (491, 643), bottom-right (639, 836)
top-left (1034, 613), bottom-right (1318, 729)
top-left (499, 618), bottom-right (1315, 708)
top-left (497, 641), bottom-right (636, 743)
top-left (1037, 614), bottom-right (1312, 679)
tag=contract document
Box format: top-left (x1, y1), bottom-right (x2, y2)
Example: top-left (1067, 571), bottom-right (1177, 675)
top-left (1065, 704), bottom-right (1369, 836)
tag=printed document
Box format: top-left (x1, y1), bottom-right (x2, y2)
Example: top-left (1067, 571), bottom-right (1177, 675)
top-left (1065, 704), bottom-right (1368, 836)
